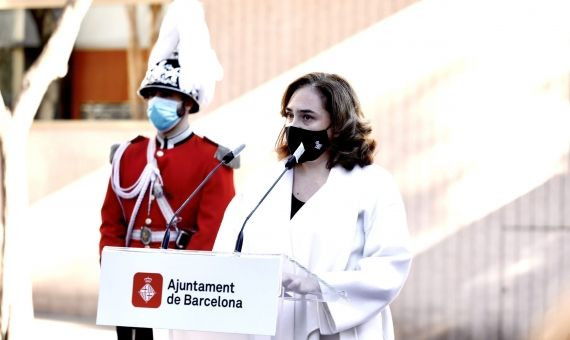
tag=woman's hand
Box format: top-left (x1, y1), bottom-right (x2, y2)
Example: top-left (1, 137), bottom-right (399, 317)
top-left (282, 272), bottom-right (322, 295)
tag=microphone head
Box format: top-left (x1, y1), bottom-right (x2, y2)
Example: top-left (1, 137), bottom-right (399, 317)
top-left (222, 144), bottom-right (246, 164)
top-left (285, 143), bottom-right (305, 169)
top-left (233, 144), bottom-right (246, 157)
top-left (292, 143), bottom-right (305, 161)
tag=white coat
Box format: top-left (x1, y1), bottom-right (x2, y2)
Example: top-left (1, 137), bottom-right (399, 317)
top-left (170, 161), bottom-right (411, 340)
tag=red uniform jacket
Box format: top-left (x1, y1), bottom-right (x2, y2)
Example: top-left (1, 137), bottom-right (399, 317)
top-left (99, 134), bottom-right (235, 255)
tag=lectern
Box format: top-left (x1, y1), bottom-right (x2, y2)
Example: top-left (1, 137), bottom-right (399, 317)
top-left (97, 247), bottom-right (345, 336)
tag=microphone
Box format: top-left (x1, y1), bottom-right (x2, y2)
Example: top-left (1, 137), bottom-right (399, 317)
top-left (234, 143), bottom-right (305, 252)
top-left (222, 144), bottom-right (245, 164)
top-left (285, 142), bottom-right (305, 169)
top-left (161, 144), bottom-right (246, 249)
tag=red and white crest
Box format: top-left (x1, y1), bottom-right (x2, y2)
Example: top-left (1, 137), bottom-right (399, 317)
top-left (132, 272), bottom-right (163, 308)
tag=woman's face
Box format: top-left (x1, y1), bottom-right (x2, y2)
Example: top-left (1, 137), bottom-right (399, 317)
top-left (284, 86), bottom-right (331, 132)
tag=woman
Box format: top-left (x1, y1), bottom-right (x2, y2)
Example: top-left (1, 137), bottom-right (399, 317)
top-left (203, 72), bottom-right (411, 340)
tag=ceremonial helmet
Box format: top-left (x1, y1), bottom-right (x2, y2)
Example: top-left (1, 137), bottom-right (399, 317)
top-left (137, 0), bottom-right (222, 114)
top-left (138, 55), bottom-right (201, 113)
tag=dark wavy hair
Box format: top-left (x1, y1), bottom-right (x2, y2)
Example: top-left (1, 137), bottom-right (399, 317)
top-left (276, 72), bottom-right (376, 170)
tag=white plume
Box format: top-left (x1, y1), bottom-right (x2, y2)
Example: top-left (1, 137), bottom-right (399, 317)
top-left (147, 0), bottom-right (223, 107)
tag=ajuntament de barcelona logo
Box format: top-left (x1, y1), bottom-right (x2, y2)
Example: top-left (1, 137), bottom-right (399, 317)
top-left (132, 272), bottom-right (163, 308)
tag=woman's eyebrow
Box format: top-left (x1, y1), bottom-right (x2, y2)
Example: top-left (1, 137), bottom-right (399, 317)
top-left (285, 107), bottom-right (316, 114)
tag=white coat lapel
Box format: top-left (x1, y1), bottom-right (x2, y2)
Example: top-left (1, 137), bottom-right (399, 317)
top-left (288, 166), bottom-right (359, 271)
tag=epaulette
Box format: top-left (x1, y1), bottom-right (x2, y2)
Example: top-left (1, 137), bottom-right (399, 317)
top-left (109, 143), bottom-right (120, 164)
top-left (205, 137), bottom-right (240, 169)
top-left (109, 136), bottom-right (145, 164)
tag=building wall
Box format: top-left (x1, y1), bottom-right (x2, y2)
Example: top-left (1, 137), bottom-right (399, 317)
top-left (75, 4), bottom-right (154, 49)
top-left (70, 50), bottom-right (129, 118)
top-left (68, 0), bottom-right (418, 118)
top-left (201, 0), bottom-right (417, 110)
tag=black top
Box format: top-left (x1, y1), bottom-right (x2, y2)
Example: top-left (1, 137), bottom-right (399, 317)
top-left (291, 194), bottom-right (305, 218)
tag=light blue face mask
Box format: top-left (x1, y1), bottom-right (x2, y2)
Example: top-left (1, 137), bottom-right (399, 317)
top-left (147, 97), bottom-right (182, 132)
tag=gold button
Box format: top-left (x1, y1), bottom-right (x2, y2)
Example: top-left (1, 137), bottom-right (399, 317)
top-left (156, 150), bottom-right (164, 157)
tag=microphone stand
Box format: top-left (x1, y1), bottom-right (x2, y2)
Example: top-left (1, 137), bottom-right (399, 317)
top-left (234, 143), bottom-right (304, 252)
top-left (233, 167), bottom-right (288, 252)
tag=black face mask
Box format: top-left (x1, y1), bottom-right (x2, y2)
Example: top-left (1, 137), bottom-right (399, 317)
top-left (286, 126), bottom-right (330, 163)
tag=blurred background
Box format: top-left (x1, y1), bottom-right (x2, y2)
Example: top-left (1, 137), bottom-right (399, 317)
top-left (1, 0), bottom-right (569, 339)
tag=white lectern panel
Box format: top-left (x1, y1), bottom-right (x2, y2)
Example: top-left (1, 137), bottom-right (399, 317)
top-left (97, 247), bottom-right (281, 336)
